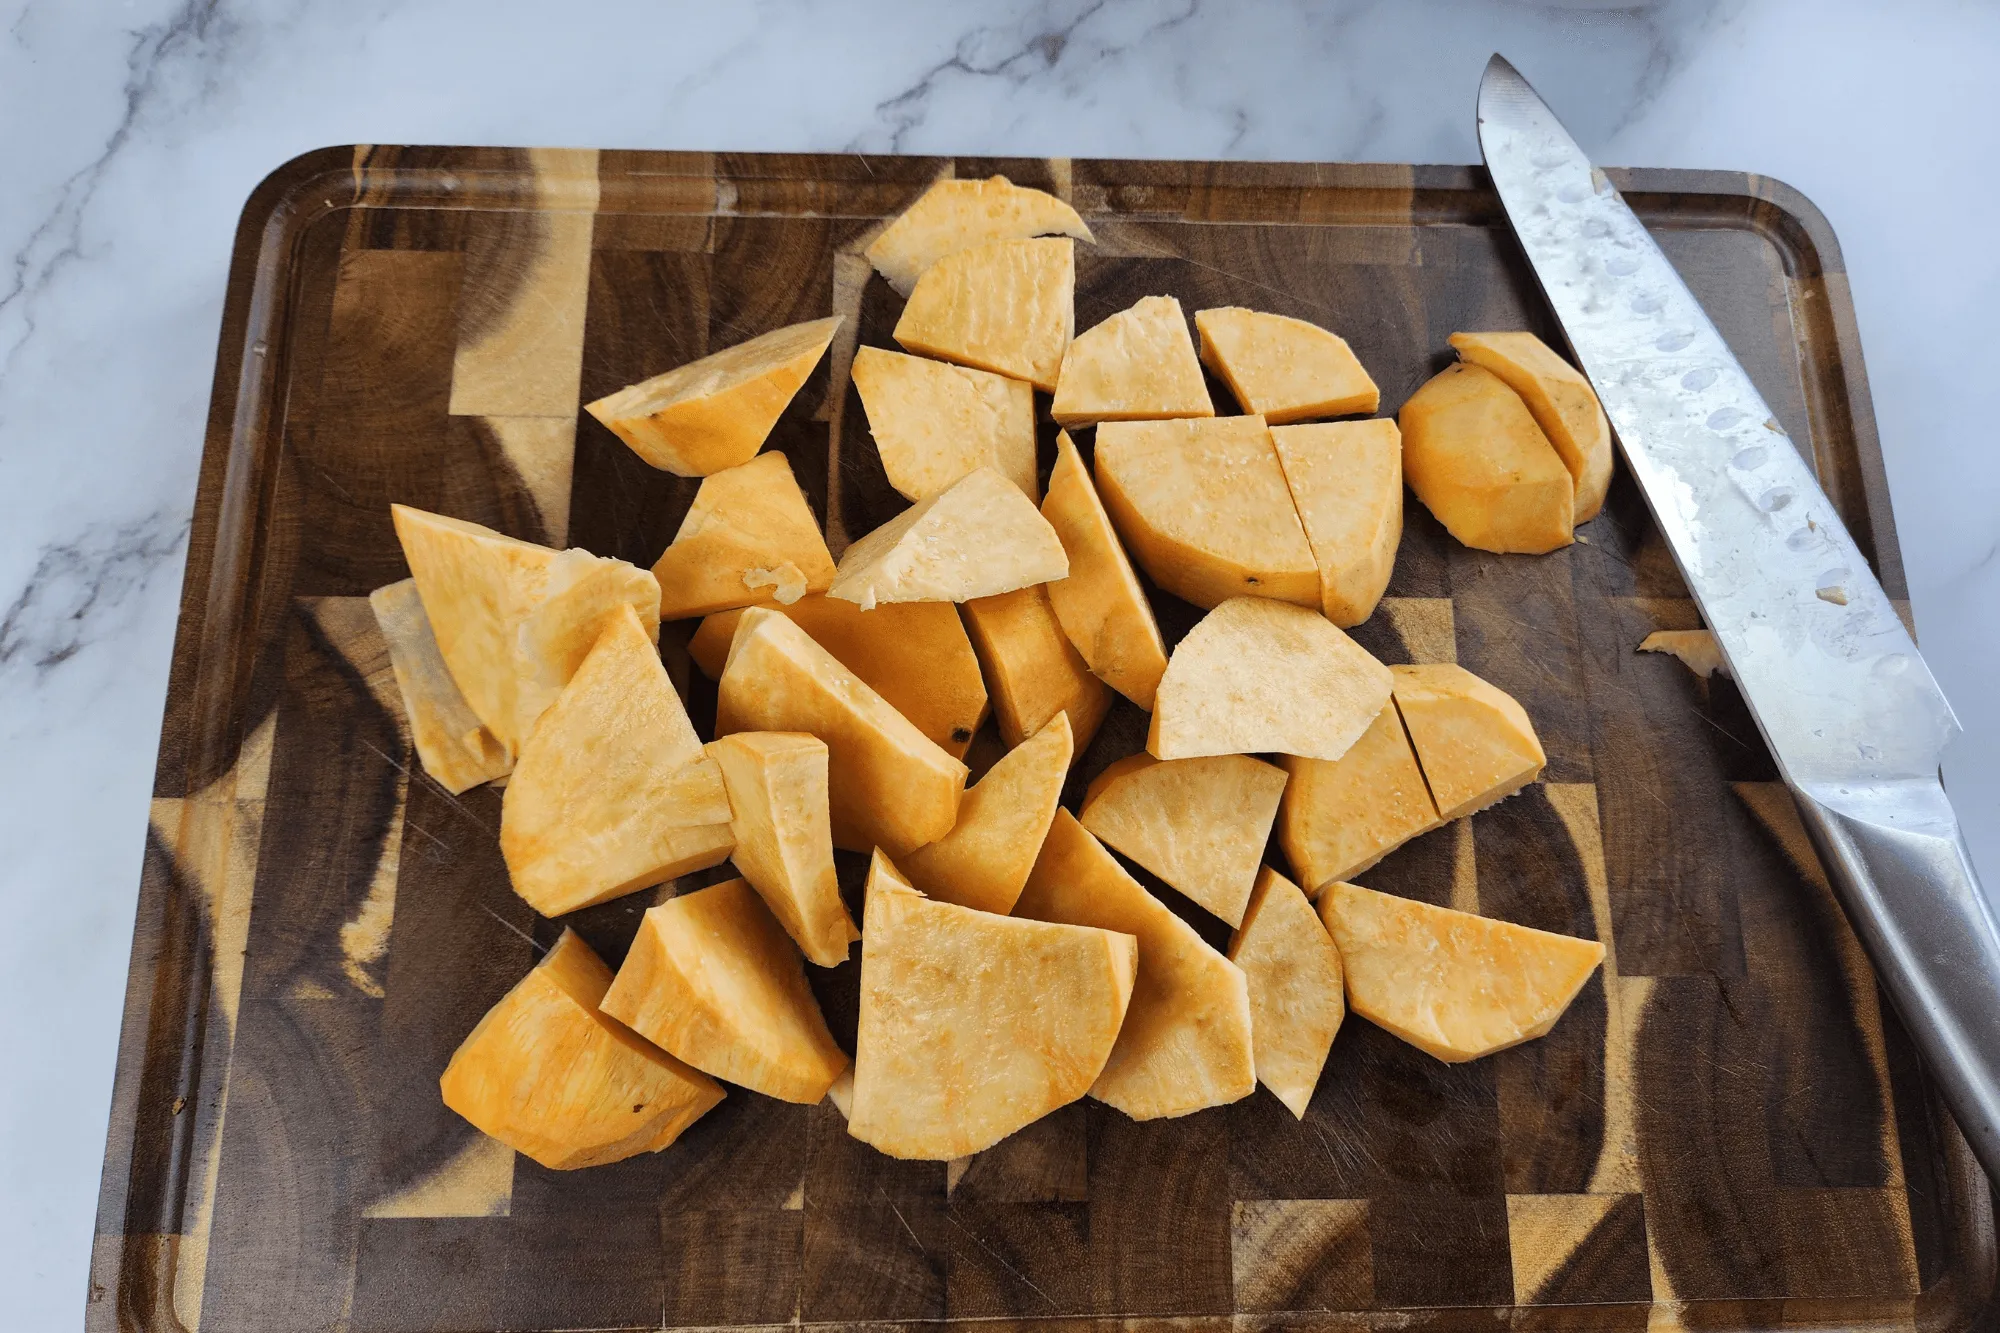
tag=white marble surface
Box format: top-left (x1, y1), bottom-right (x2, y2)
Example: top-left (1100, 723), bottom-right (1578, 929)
top-left (4, 0), bottom-right (1997, 1323)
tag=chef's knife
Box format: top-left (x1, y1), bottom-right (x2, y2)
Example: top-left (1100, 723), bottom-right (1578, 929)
top-left (1477, 54), bottom-right (2000, 1183)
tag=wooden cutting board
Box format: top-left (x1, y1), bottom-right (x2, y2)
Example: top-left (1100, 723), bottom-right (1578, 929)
top-left (90, 147), bottom-right (1998, 1333)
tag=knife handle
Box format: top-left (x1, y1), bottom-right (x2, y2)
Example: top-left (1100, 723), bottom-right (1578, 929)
top-left (1792, 776), bottom-right (2000, 1183)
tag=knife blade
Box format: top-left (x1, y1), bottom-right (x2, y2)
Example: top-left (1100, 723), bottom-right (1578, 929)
top-left (1477, 53), bottom-right (2000, 1183)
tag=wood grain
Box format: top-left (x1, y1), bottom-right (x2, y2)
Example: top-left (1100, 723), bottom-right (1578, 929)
top-left (89, 148), bottom-right (1997, 1333)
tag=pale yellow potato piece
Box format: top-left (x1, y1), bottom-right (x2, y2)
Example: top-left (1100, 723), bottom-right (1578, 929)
top-left (1271, 420), bottom-right (1402, 628)
top-left (440, 929), bottom-right (723, 1170)
top-left (1041, 431), bottom-right (1168, 709)
top-left (1227, 868), bottom-right (1344, 1118)
top-left (1148, 597), bottom-right (1393, 763)
top-left (1450, 331), bottom-right (1612, 523)
top-left (1080, 753), bottom-right (1288, 928)
top-left (1391, 663), bottom-right (1545, 821)
top-left (1015, 812), bottom-right (1255, 1120)
top-left (649, 452), bottom-right (835, 620)
top-left (585, 316), bottom-right (840, 476)
top-left (1318, 881), bottom-right (1604, 1062)
top-left (391, 504), bottom-right (660, 758)
top-left (1094, 416), bottom-right (1318, 609)
top-left (691, 596), bottom-right (987, 758)
top-left (1638, 628), bottom-right (1727, 679)
top-left (902, 713), bottom-right (1071, 915)
top-left (500, 605), bottom-right (734, 916)
top-left (369, 579), bottom-right (512, 793)
top-left (1399, 362), bottom-right (1574, 555)
top-left (865, 175), bottom-right (1095, 296)
top-left (893, 236), bottom-right (1074, 391)
top-left (706, 731), bottom-right (857, 967)
top-left (1195, 307), bottom-right (1380, 422)
top-left (1279, 702), bottom-right (1442, 895)
top-left (851, 346), bottom-right (1036, 502)
top-left (851, 849), bottom-right (1136, 1159)
top-left (961, 584), bottom-right (1111, 751)
top-left (717, 607), bottom-right (966, 855)
top-left (601, 878), bottom-right (849, 1103)
top-left (1051, 294), bottom-right (1213, 427)
top-left (830, 466), bottom-right (1068, 609)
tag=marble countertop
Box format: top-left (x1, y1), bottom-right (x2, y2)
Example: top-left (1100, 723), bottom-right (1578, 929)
top-left (6, 0), bottom-right (1997, 1322)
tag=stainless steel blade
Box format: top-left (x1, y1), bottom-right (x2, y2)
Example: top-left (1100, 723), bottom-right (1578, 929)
top-left (1477, 53), bottom-right (2000, 1185)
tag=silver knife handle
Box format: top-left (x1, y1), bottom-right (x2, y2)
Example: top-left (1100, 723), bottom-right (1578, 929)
top-left (1792, 776), bottom-right (2000, 1178)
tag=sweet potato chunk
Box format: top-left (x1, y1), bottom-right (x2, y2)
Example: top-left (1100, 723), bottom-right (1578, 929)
top-left (1080, 753), bottom-right (1288, 928)
top-left (1399, 362), bottom-right (1573, 554)
top-left (830, 467), bottom-right (1067, 609)
top-left (1094, 416), bottom-right (1318, 609)
top-left (850, 850), bottom-right (1136, 1159)
top-left (369, 578), bottom-right (511, 793)
top-left (1450, 331), bottom-right (1612, 522)
top-left (500, 605), bottom-right (733, 916)
top-left (1016, 812), bottom-right (1255, 1120)
top-left (1319, 881), bottom-right (1603, 1062)
top-left (650, 452), bottom-right (836, 620)
top-left (866, 175), bottom-right (1094, 296)
top-left (1195, 307), bottom-right (1379, 422)
top-left (691, 596), bottom-right (987, 758)
top-left (893, 237), bottom-right (1074, 391)
top-left (716, 607), bottom-right (966, 855)
top-left (1279, 703), bottom-right (1441, 895)
top-left (1148, 597), bottom-right (1393, 763)
top-left (585, 316), bottom-right (839, 476)
top-left (1228, 868), bottom-right (1344, 1117)
top-left (1390, 664), bottom-right (1545, 820)
top-left (707, 732), bottom-right (856, 967)
top-left (1041, 431), bottom-right (1169, 709)
top-left (601, 878), bottom-right (849, 1103)
top-left (961, 584), bottom-right (1111, 751)
top-left (902, 713), bottom-right (1071, 915)
top-left (1271, 420), bottom-right (1402, 628)
top-left (391, 504), bottom-right (659, 758)
top-left (441, 930), bottom-right (722, 1170)
top-left (1051, 295), bottom-right (1213, 427)
top-left (851, 345), bottom-right (1036, 502)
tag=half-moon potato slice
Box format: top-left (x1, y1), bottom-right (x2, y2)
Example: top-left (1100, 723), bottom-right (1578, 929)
top-left (1080, 753), bottom-right (1288, 928)
top-left (865, 175), bottom-right (1094, 296)
top-left (1390, 664), bottom-right (1545, 821)
top-left (1051, 294), bottom-right (1213, 427)
top-left (893, 237), bottom-right (1074, 391)
top-left (851, 345), bottom-right (1037, 502)
top-left (1195, 307), bottom-right (1379, 422)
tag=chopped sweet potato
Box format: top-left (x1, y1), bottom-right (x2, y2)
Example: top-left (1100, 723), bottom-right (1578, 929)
top-left (369, 578), bottom-right (511, 793)
top-left (440, 930), bottom-right (723, 1170)
top-left (1271, 420), bottom-right (1402, 628)
top-left (1094, 416), bottom-right (1317, 609)
top-left (850, 849), bottom-right (1136, 1159)
top-left (893, 237), bottom-right (1074, 391)
top-left (866, 175), bottom-right (1094, 296)
top-left (691, 595), bottom-right (987, 758)
top-left (1041, 431), bottom-right (1169, 709)
top-left (1080, 753), bottom-right (1288, 928)
top-left (829, 467), bottom-right (1067, 609)
top-left (851, 345), bottom-right (1037, 502)
top-left (499, 605), bottom-right (733, 916)
top-left (902, 713), bottom-right (1071, 915)
top-left (601, 878), bottom-right (849, 1103)
top-left (1148, 597), bottom-right (1393, 763)
top-left (1399, 362), bottom-right (1573, 554)
top-left (1279, 703), bottom-right (1441, 895)
top-left (1228, 868), bottom-right (1344, 1117)
top-left (650, 451), bottom-right (835, 620)
top-left (1195, 307), bottom-right (1379, 422)
top-left (1050, 295), bottom-right (1213, 427)
top-left (1319, 881), bottom-right (1603, 1062)
top-left (586, 316), bottom-right (840, 476)
top-left (1015, 812), bottom-right (1255, 1120)
top-left (706, 731), bottom-right (856, 967)
top-left (1449, 331), bottom-right (1612, 522)
top-left (716, 607), bottom-right (966, 855)
top-left (1390, 664), bottom-right (1544, 820)
top-left (961, 584), bottom-right (1111, 751)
